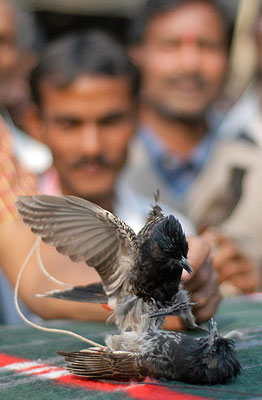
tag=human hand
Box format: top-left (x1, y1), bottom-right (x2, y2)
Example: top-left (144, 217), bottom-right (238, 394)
top-left (183, 235), bottom-right (221, 322)
top-left (164, 235), bottom-right (221, 330)
top-left (202, 230), bottom-right (259, 295)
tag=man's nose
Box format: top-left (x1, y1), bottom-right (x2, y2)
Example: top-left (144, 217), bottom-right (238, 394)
top-left (80, 123), bottom-right (101, 156)
top-left (178, 44), bottom-right (201, 73)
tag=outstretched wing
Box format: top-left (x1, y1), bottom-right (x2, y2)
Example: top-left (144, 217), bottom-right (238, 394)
top-left (16, 195), bottom-right (139, 295)
top-left (38, 282), bottom-right (108, 304)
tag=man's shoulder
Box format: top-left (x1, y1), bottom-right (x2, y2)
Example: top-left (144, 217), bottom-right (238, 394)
top-left (217, 84), bottom-right (260, 139)
top-left (206, 135), bottom-right (262, 170)
top-left (187, 135), bottom-right (262, 237)
top-left (189, 135), bottom-right (262, 201)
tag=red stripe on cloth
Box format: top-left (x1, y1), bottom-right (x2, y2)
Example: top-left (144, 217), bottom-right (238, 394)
top-left (0, 353), bottom-right (208, 400)
top-left (57, 375), bottom-right (207, 399)
top-left (126, 384), bottom-right (206, 400)
top-left (58, 374), bottom-right (124, 391)
top-left (0, 353), bottom-right (28, 367)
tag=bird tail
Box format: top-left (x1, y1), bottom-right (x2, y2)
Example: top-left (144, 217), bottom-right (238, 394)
top-left (37, 282), bottom-right (108, 304)
top-left (57, 348), bottom-right (144, 381)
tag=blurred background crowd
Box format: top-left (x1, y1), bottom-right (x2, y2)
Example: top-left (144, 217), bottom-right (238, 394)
top-left (0, 0), bottom-right (262, 326)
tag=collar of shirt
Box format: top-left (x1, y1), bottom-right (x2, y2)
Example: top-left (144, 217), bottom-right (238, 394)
top-left (139, 124), bottom-right (216, 197)
top-left (38, 167), bottom-right (61, 196)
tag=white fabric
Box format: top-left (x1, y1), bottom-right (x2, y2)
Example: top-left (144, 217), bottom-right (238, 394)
top-left (1, 109), bottom-right (52, 174)
top-left (217, 84), bottom-right (262, 148)
top-left (114, 181), bottom-right (195, 236)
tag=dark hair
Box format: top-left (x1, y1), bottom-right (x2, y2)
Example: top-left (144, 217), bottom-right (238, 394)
top-left (30, 30), bottom-right (139, 106)
top-left (128, 0), bottom-right (233, 49)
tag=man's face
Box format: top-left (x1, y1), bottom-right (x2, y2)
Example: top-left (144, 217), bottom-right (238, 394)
top-left (0, 0), bottom-right (18, 80)
top-left (0, 0), bottom-right (33, 108)
top-left (133, 1), bottom-right (228, 119)
top-left (37, 75), bottom-right (136, 200)
top-left (0, 0), bottom-right (19, 106)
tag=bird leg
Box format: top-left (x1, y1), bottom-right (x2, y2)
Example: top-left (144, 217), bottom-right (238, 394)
top-left (149, 300), bottom-right (196, 318)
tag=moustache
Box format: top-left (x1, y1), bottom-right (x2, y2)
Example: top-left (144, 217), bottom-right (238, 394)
top-left (72, 155), bottom-right (121, 170)
top-left (165, 74), bottom-right (207, 89)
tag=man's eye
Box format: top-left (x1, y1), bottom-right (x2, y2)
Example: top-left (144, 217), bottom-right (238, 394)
top-left (198, 40), bottom-right (221, 50)
top-left (159, 40), bottom-right (179, 50)
top-left (57, 120), bottom-right (81, 129)
top-left (100, 114), bottom-right (128, 126)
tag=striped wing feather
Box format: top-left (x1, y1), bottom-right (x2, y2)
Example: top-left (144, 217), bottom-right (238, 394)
top-left (16, 195), bottom-right (138, 294)
top-left (57, 349), bottom-right (145, 381)
top-left (38, 282), bottom-right (108, 304)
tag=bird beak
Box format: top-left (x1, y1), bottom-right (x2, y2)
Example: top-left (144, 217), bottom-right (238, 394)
top-left (180, 256), bottom-right (192, 274)
top-left (208, 318), bottom-right (218, 346)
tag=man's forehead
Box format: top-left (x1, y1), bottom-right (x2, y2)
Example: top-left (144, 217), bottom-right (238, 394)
top-left (40, 75), bottom-right (132, 98)
top-left (40, 76), bottom-right (133, 114)
top-left (143, 1), bottom-right (227, 42)
top-left (70, 75), bottom-right (131, 94)
top-left (39, 75), bottom-right (134, 119)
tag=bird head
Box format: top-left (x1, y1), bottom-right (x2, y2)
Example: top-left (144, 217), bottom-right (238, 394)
top-left (138, 214), bottom-right (191, 302)
top-left (149, 215), bottom-right (191, 274)
top-left (193, 318), bottom-right (242, 384)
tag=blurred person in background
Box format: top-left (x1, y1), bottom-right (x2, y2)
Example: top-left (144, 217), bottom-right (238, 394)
top-left (0, 0), bottom-right (51, 324)
top-left (0, 0), bottom-right (52, 174)
top-left (0, 0), bottom-right (34, 120)
top-left (217, 7), bottom-right (262, 148)
top-left (0, 117), bottom-right (39, 324)
top-left (119, 0), bottom-right (261, 295)
top-left (0, 31), bottom-right (220, 329)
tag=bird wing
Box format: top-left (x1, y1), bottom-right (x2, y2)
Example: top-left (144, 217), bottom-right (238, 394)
top-left (57, 347), bottom-right (171, 381)
top-left (16, 195), bottom-right (139, 295)
top-left (57, 349), bottom-right (145, 381)
top-left (38, 282), bottom-right (108, 304)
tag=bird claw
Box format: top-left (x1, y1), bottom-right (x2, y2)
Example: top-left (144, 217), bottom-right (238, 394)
top-left (150, 301), bottom-right (196, 318)
top-left (208, 318), bottom-right (219, 345)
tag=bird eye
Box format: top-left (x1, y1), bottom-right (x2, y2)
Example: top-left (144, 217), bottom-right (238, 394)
top-left (210, 347), bottom-right (217, 355)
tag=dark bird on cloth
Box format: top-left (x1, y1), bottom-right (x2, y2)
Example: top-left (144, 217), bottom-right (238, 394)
top-left (16, 193), bottom-right (196, 331)
top-left (57, 319), bottom-right (241, 385)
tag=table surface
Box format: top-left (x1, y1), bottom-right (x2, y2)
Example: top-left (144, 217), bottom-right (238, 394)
top-left (0, 296), bottom-right (262, 400)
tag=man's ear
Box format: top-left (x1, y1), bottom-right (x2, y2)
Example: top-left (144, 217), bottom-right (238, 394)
top-left (24, 103), bottom-right (45, 143)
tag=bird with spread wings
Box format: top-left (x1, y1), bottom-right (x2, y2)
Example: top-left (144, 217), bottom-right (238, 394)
top-left (16, 193), bottom-right (196, 332)
top-left (16, 194), bottom-right (242, 385)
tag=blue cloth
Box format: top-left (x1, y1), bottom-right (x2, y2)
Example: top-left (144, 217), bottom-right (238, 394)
top-left (139, 125), bottom-right (216, 197)
top-left (0, 269), bottom-right (37, 325)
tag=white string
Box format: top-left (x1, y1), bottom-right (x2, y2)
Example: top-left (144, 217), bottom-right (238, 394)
top-left (14, 237), bottom-right (104, 348)
top-left (36, 240), bottom-right (73, 288)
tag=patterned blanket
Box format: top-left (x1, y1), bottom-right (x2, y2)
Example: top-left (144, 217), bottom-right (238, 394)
top-left (0, 296), bottom-right (262, 400)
